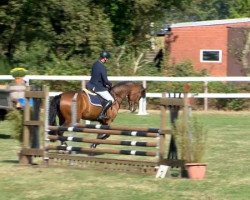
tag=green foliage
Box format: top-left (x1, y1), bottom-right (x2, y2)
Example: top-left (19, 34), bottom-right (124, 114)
top-left (0, 0), bottom-right (114, 76)
top-left (5, 109), bottom-right (23, 142)
top-left (174, 115), bottom-right (208, 163)
top-left (99, 0), bottom-right (175, 46)
top-left (12, 40), bottom-right (51, 74)
top-left (165, 60), bottom-right (208, 77)
top-left (227, 99), bottom-right (245, 111)
top-left (0, 56), bottom-right (12, 75)
top-left (0, 0), bottom-right (248, 85)
top-left (163, 61), bottom-right (206, 93)
top-left (0, 0), bottom-right (190, 78)
top-left (208, 82), bottom-right (248, 110)
top-left (10, 67), bottom-right (28, 77)
top-left (165, 0), bottom-right (250, 22)
top-left (228, 0), bottom-right (250, 18)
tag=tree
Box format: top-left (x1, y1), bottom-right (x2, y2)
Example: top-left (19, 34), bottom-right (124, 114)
top-left (0, 0), bottom-right (114, 75)
top-left (228, 0), bottom-right (250, 18)
top-left (92, 0), bottom-right (186, 46)
top-left (164, 0), bottom-right (250, 22)
top-left (1, 0), bottom-right (207, 77)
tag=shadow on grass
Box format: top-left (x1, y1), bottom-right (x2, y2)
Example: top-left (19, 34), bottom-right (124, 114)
top-left (0, 160), bottom-right (18, 164)
top-left (0, 134), bottom-right (11, 139)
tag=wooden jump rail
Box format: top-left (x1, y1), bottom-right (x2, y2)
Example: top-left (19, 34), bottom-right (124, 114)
top-left (46, 145), bottom-right (157, 157)
top-left (74, 124), bottom-right (160, 133)
top-left (19, 85), bottom-right (188, 175)
top-left (48, 125), bottom-right (162, 137)
top-left (47, 135), bottom-right (158, 147)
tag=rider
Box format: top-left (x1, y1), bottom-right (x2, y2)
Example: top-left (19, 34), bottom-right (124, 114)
top-left (86, 50), bottom-right (114, 121)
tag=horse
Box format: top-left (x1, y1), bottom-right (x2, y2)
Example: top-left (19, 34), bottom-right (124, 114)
top-left (48, 81), bottom-right (146, 148)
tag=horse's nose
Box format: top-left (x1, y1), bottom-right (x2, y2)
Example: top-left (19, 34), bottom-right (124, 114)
top-left (129, 102), bottom-right (137, 112)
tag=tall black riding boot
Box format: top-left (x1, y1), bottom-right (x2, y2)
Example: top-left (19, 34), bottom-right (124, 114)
top-left (97, 100), bottom-right (112, 121)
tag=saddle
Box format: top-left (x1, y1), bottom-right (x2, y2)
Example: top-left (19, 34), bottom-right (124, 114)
top-left (82, 88), bottom-right (106, 107)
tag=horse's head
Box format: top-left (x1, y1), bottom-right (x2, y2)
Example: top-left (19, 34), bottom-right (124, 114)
top-left (111, 81), bottom-right (146, 113)
top-left (127, 83), bottom-right (146, 112)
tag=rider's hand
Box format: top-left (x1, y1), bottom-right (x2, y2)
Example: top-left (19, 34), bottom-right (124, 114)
top-left (107, 82), bottom-right (112, 89)
top-left (106, 84), bottom-right (111, 90)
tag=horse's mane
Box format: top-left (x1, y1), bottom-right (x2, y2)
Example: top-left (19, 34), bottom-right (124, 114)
top-left (112, 81), bottom-right (138, 88)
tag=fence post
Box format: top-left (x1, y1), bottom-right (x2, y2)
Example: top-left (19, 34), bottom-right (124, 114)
top-left (30, 85), bottom-right (42, 149)
top-left (43, 86), bottom-right (50, 165)
top-left (23, 86), bottom-right (31, 149)
top-left (204, 81), bottom-right (208, 111)
top-left (159, 92), bottom-right (167, 162)
top-left (81, 80), bottom-right (86, 90)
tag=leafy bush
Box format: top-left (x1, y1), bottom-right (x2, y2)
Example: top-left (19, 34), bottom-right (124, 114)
top-left (6, 109), bottom-right (23, 142)
top-left (208, 82), bottom-right (248, 110)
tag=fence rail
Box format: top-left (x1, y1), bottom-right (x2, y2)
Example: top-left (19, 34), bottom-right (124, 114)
top-left (1, 75), bottom-right (250, 112)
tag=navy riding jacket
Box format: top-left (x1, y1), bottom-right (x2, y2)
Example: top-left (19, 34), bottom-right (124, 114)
top-left (86, 60), bottom-right (112, 92)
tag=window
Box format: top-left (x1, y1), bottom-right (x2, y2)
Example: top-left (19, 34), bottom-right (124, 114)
top-left (200, 50), bottom-right (222, 63)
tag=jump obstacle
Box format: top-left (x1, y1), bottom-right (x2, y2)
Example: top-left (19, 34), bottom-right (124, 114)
top-left (19, 86), bottom-right (189, 175)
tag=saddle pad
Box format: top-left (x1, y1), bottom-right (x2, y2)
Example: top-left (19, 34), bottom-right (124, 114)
top-left (83, 88), bottom-right (102, 107)
top-left (82, 88), bottom-right (96, 95)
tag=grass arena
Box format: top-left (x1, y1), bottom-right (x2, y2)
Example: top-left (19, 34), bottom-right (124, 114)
top-left (0, 87), bottom-right (250, 199)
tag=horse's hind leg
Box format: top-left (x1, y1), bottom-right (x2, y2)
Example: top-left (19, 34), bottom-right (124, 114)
top-left (54, 112), bottom-right (66, 145)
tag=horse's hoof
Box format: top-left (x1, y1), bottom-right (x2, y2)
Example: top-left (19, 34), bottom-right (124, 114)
top-left (88, 152), bottom-right (96, 156)
top-left (61, 142), bottom-right (68, 146)
top-left (90, 144), bottom-right (97, 149)
top-left (48, 130), bottom-right (56, 135)
top-left (88, 152), bottom-right (104, 156)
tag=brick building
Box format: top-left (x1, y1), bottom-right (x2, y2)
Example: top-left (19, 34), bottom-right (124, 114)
top-left (163, 18), bottom-right (250, 76)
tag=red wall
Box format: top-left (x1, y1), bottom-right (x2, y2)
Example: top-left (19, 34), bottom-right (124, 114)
top-left (167, 22), bottom-right (250, 76)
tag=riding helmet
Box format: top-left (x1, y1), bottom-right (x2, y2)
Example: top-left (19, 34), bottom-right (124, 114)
top-left (100, 50), bottom-right (111, 59)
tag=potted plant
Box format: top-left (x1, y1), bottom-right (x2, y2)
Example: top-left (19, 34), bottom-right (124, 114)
top-left (10, 67), bottom-right (28, 84)
top-left (173, 113), bottom-right (208, 180)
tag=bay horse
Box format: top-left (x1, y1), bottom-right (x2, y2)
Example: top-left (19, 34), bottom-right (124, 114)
top-left (48, 81), bottom-right (146, 148)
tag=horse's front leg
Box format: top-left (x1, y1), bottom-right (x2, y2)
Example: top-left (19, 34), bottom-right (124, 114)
top-left (90, 120), bottom-right (111, 149)
top-left (48, 127), bottom-right (66, 145)
top-left (90, 133), bottom-right (110, 149)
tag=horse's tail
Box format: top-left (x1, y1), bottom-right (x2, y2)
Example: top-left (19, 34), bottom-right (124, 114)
top-left (49, 94), bottom-right (61, 126)
top-left (48, 94), bottom-right (62, 134)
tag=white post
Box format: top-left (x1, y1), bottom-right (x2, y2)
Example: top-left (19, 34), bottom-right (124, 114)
top-left (23, 76), bottom-right (30, 86)
top-left (137, 80), bottom-right (148, 115)
top-left (80, 80), bottom-right (91, 124)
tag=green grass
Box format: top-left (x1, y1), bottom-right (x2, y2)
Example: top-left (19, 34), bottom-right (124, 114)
top-left (0, 111), bottom-right (250, 200)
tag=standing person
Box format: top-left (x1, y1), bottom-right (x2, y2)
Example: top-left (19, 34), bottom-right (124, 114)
top-left (86, 50), bottom-right (114, 121)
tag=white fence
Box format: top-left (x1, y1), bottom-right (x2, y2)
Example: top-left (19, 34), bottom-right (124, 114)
top-left (1, 75), bottom-right (250, 112)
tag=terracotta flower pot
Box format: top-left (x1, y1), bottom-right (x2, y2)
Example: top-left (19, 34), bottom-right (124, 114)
top-left (185, 163), bottom-right (207, 180)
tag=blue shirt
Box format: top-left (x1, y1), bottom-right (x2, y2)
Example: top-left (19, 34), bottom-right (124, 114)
top-left (87, 60), bottom-right (112, 92)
